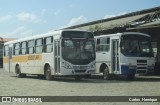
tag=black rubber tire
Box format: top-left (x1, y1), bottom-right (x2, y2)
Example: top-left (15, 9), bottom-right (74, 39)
top-left (45, 66), bottom-right (53, 80)
top-left (103, 67), bottom-right (110, 80)
top-left (15, 65), bottom-right (26, 78)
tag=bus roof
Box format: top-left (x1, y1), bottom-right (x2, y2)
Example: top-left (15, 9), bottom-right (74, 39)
top-left (4, 29), bottom-right (92, 45)
top-left (95, 32), bottom-right (150, 38)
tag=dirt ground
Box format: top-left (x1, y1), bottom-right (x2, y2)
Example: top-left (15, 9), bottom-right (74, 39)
top-left (0, 68), bottom-right (160, 105)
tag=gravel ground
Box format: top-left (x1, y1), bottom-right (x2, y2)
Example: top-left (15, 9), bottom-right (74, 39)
top-left (0, 68), bottom-right (160, 105)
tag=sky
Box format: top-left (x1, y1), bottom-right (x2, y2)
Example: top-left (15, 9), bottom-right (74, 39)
top-left (0, 0), bottom-right (160, 39)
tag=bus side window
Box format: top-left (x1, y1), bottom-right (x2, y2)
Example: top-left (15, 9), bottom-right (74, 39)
top-left (44, 37), bottom-right (53, 53)
top-left (35, 38), bottom-right (43, 53)
top-left (96, 37), bottom-right (110, 52)
top-left (4, 45), bottom-right (9, 56)
top-left (107, 38), bottom-right (110, 44)
top-left (14, 43), bottom-right (21, 55)
top-left (21, 41), bottom-right (28, 55)
top-left (96, 39), bottom-right (100, 51)
top-left (28, 40), bottom-right (35, 54)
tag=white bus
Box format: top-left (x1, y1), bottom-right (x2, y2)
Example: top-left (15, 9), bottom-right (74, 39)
top-left (95, 32), bottom-right (155, 80)
top-left (3, 30), bottom-right (96, 80)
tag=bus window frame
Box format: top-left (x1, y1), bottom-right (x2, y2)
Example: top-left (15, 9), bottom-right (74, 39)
top-left (21, 41), bottom-right (28, 55)
top-left (13, 43), bottom-right (21, 55)
top-left (4, 45), bottom-right (9, 57)
top-left (96, 37), bottom-right (110, 52)
top-left (35, 38), bottom-right (43, 54)
top-left (44, 36), bottom-right (53, 53)
top-left (28, 40), bottom-right (35, 54)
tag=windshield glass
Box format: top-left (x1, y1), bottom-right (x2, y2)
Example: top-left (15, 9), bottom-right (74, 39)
top-left (62, 39), bottom-right (95, 65)
top-left (121, 34), bottom-right (154, 57)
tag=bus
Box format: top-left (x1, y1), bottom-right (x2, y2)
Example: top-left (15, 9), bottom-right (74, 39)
top-left (3, 30), bottom-right (96, 80)
top-left (95, 32), bottom-right (155, 80)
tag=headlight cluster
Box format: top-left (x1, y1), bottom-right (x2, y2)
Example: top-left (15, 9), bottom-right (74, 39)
top-left (62, 61), bottom-right (95, 70)
top-left (88, 63), bottom-right (95, 69)
top-left (62, 62), bottom-right (73, 69)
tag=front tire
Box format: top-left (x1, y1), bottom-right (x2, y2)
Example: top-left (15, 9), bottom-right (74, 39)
top-left (103, 67), bottom-right (110, 80)
top-left (45, 66), bottom-right (53, 80)
top-left (15, 65), bottom-right (26, 78)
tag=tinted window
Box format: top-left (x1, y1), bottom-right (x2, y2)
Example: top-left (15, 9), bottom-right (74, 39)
top-left (14, 43), bottom-right (20, 55)
top-left (4, 45), bottom-right (9, 56)
top-left (28, 40), bottom-right (35, 54)
top-left (62, 31), bottom-right (94, 38)
top-left (44, 37), bottom-right (53, 53)
top-left (21, 41), bottom-right (27, 55)
top-left (96, 37), bottom-right (110, 52)
top-left (121, 34), bottom-right (153, 57)
top-left (28, 40), bottom-right (35, 47)
top-left (35, 39), bottom-right (43, 53)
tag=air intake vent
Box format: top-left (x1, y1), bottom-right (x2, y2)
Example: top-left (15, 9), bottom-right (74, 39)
top-left (137, 60), bottom-right (147, 73)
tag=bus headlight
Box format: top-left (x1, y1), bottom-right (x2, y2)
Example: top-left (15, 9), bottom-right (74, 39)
top-left (88, 63), bottom-right (95, 69)
top-left (62, 62), bottom-right (73, 69)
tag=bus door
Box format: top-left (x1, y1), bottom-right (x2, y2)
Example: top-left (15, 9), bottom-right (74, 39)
top-left (54, 40), bottom-right (60, 74)
top-left (112, 39), bottom-right (119, 73)
top-left (8, 47), bottom-right (12, 72)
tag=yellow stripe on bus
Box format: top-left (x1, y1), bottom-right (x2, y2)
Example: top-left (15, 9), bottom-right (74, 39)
top-left (3, 54), bottom-right (42, 63)
top-left (12, 56), bottom-right (28, 62)
top-left (3, 57), bottom-right (8, 63)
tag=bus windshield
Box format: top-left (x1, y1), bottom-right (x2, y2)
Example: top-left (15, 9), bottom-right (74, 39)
top-left (121, 34), bottom-right (154, 57)
top-left (62, 39), bottom-right (95, 65)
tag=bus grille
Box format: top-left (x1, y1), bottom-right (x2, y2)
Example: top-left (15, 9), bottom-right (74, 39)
top-left (137, 60), bottom-right (147, 73)
top-left (73, 66), bottom-right (88, 70)
top-left (75, 70), bottom-right (86, 73)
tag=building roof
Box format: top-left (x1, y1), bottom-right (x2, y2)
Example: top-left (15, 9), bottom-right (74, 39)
top-left (0, 38), bottom-right (16, 43)
top-left (64, 6), bottom-right (160, 32)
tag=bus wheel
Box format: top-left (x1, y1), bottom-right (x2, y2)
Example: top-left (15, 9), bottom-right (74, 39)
top-left (75, 76), bottom-right (82, 81)
top-left (45, 66), bottom-right (53, 80)
top-left (127, 74), bottom-right (135, 80)
top-left (15, 65), bottom-right (26, 78)
top-left (103, 67), bottom-right (110, 80)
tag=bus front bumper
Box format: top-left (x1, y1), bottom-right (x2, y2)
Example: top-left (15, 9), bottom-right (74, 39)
top-left (121, 65), bottom-right (136, 75)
